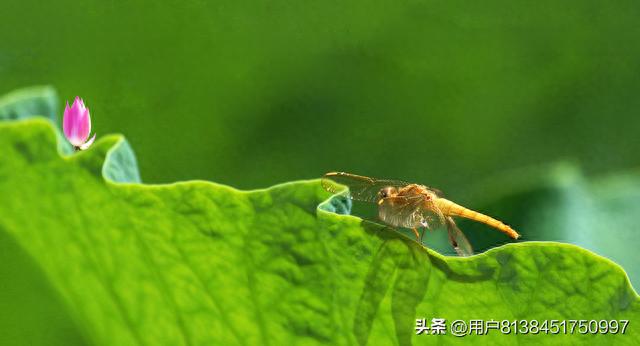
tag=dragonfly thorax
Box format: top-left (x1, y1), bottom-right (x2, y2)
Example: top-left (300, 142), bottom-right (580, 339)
top-left (397, 184), bottom-right (433, 200)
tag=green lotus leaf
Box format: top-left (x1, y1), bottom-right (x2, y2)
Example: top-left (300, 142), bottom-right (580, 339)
top-left (0, 119), bottom-right (637, 345)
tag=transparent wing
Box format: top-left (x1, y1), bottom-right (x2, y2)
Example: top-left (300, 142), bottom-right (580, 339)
top-left (378, 195), bottom-right (445, 230)
top-left (429, 187), bottom-right (444, 198)
top-left (445, 216), bottom-right (474, 256)
top-left (321, 172), bottom-right (409, 203)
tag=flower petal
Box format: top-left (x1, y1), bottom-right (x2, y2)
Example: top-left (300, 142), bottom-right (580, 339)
top-left (63, 101), bottom-right (73, 140)
top-left (72, 96), bottom-right (85, 112)
top-left (63, 97), bottom-right (92, 146)
top-left (76, 107), bottom-right (91, 143)
top-left (79, 133), bottom-right (96, 150)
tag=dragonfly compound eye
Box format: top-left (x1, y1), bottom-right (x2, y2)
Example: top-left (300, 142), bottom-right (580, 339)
top-left (379, 186), bottom-right (396, 200)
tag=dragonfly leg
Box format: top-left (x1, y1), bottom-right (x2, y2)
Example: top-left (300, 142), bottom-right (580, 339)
top-left (412, 228), bottom-right (420, 241)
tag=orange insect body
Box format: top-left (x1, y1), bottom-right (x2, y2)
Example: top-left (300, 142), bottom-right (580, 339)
top-left (321, 172), bottom-right (520, 256)
top-left (396, 184), bottom-right (520, 239)
top-left (434, 198), bottom-right (520, 239)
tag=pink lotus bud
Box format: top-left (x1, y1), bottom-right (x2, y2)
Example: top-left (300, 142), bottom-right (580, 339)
top-left (63, 96), bottom-right (96, 150)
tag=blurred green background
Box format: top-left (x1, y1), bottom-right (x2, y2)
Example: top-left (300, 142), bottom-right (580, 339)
top-left (2, 0), bottom-right (640, 344)
top-left (2, 0), bottom-right (639, 191)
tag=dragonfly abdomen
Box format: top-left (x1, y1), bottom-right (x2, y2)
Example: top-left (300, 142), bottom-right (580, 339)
top-left (435, 198), bottom-right (520, 239)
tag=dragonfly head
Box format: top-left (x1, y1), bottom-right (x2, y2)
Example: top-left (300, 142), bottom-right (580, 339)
top-left (377, 186), bottom-right (398, 204)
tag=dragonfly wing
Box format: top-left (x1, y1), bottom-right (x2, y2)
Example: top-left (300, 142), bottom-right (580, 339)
top-left (429, 187), bottom-right (444, 198)
top-left (445, 216), bottom-right (474, 256)
top-left (423, 199), bottom-right (446, 230)
top-left (322, 172), bottom-right (409, 203)
top-left (378, 195), bottom-right (445, 230)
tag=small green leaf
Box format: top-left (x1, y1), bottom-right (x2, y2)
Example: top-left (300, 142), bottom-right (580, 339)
top-left (0, 119), bottom-right (638, 345)
top-left (0, 85), bottom-right (72, 155)
top-left (0, 85), bottom-right (58, 122)
top-left (103, 138), bottom-right (141, 183)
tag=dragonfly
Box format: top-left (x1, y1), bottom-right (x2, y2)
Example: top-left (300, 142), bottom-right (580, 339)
top-left (321, 172), bottom-right (520, 256)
